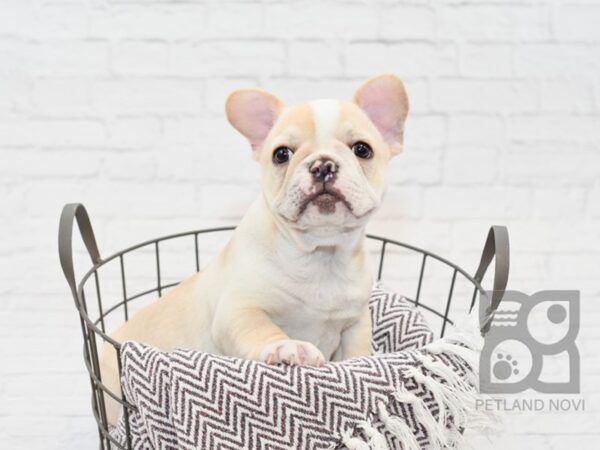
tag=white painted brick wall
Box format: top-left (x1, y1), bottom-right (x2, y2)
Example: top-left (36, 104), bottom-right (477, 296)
top-left (1, 1), bottom-right (599, 449)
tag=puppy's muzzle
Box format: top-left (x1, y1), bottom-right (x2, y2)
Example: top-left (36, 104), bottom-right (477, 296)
top-left (309, 158), bottom-right (338, 183)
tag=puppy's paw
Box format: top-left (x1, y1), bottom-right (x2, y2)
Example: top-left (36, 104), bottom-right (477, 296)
top-left (259, 340), bottom-right (326, 367)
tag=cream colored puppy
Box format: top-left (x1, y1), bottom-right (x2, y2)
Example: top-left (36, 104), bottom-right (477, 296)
top-left (100, 74), bottom-right (409, 425)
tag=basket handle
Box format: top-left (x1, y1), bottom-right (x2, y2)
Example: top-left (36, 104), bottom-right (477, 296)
top-left (58, 203), bottom-right (101, 300)
top-left (471, 225), bottom-right (510, 334)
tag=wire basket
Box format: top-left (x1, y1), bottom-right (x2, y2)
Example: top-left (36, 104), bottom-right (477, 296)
top-left (58, 203), bottom-right (509, 450)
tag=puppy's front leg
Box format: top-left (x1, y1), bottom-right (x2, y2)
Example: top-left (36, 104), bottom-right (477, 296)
top-left (337, 307), bottom-right (373, 360)
top-left (213, 306), bottom-right (325, 366)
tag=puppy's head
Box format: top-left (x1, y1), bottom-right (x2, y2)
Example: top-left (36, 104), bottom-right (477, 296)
top-left (226, 74), bottom-right (409, 231)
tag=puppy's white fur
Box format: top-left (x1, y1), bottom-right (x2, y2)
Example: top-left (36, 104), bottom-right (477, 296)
top-left (100, 74), bottom-right (410, 425)
top-left (311, 99), bottom-right (340, 144)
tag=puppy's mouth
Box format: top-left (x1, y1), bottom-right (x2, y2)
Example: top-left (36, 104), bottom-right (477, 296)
top-left (299, 185), bottom-right (352, 215)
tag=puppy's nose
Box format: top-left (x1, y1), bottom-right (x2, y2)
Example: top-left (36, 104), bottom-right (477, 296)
top-left (309, 158), bottom-right (338, 182)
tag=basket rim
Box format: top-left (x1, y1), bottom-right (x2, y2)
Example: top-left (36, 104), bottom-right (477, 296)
top-left (73, 226), bottom-right (488, 349)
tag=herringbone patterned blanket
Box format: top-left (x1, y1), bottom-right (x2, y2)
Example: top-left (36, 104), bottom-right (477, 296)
top-left (111, 285), bottom-right (494, 449)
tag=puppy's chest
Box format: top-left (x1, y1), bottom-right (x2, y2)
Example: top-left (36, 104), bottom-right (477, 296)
top-left (278, 252), bottom-right (367, 313)
top-left (269, 255), bottom-right (370, 357)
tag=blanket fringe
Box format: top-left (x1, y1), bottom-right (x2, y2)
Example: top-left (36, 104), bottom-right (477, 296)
top-left (339, 333), bottom-right (500, 449)
top-left (394, 384), bottom-right (447, 448)
top-left (340, 427), bottom-right (371, 450)
top-left (376, 400), bottom-right (420, 450)
top-left (425, 332), bottom-right (482, 373)
top-left (358, 421), bottom-right (389, 450)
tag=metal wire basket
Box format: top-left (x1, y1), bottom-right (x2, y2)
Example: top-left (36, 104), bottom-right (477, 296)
top-left (59, 203), bottom-right (509, 450)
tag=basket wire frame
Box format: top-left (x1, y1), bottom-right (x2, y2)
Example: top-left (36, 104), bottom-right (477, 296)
top-left (59, 204), bottom-right (509, 450)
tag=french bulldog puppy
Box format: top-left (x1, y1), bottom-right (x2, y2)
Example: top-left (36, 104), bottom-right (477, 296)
top-left (100, 74), bottom-right (409, 425)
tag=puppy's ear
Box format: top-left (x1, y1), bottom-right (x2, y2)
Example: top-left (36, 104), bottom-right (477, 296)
top-left (353, 74), bottom-right (409, 156)
top-left (226, 88), bottom-right (285, 159)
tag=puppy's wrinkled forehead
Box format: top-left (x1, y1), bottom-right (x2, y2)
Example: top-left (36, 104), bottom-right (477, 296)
top-left (269, 100), bottom-right (374, 149)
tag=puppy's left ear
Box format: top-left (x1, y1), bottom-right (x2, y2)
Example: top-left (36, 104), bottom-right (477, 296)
top-left (353, 74), bottom-right (409, 156)
top-left (226, 88), bottom-right (286, 159)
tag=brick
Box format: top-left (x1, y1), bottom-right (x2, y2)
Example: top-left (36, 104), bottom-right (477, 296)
top-left (443, 145), bottom-right (498, 185)
top-left (437, 4), bottom-right (550, 40)
top-left (24, 179), bottom-right (92, 218)
top-left (112, 41), bottom-right (169, 76)
top-left (404, 115), bottom-right (447, 150)
top-left (0, 5), bottom-right (87, 42)
top-left (162, 116), bottom-right (248, 155)
top-left (264, 3), bottom-right (378, 39)
top-left (91, 79), bottom-right (204, 114)
top-left (447, 225), bottom-right (494, 267)
top-left (156, 144), bottom-right (204, 181)
top-left (106, 117), bottom-right (162, 150)
top-left (33, 78), bottom-right (90, 115)
top-left (104, 217), bottom-right (230, 254)
top-left (557, 4), bottom-right (600, 41)
top-left (548, 435), bottom-right (600, 449)
top-left (587, 188), bottom-right (600, 218)
top-left (104, 151), bottom-right (156, 180)
top-left (515, 44), bottom-right (600, 77)
top-left (461, 43), bottom-right (512, 77)
top-left (424, 186), bottom-right (531, 219)
top-left (376, 186), bottom-right (423, 219)
top-left (0, 1), bottom-right (35, 38)
top-left (21, 149), bottom-right (103, 178)
top-left (0, 75), bottom-right (31, 111)
top-left (196, 184), bottom-right (260, 219)
top-left (391, 148), bottom-right (443, 185)
top-left (0, 38), bottom-right (39, 73)
top-left (0, 118), bottom-right (106, 148)
top-left (2, 375), bottom-right (87, 411)
top-left (367, 219), bottom-right (452, 254)
top-left (502, 151), bottom-right (600, 186)
top-left (541, 79), bottom-right (595, 113)
top-left (401, 79), bottom-right (430, 114)
top-left (548, 253), bottom-right (600, 281)
top-left (162, 117), bottom-right (208, 146)
top-left (380, 6), bottom-right (435, 39)
top-left (170, 41), bottom-right (285, 77)
top-left (89, 5), bottom-right (208, 40)
top-left (509, 114), bottom-right (600, 144)
top-left (32, 3), bottom-right (90, 39)
top-left (532, 188), bottom-right (587, 218)
top-left (432, 79), bottom-right (538, 113)
top-left (507, 220), bottom-right (600, 252)
top-left (156, 133), bottom-right (259, 183)
top-left (0, 184), bottom-right (24, 219)
top-left (288, 41), bottom-right (342, 77)
top-left (469, 433), bottom-right (550, 449)
top-left (204, 3), bottom-right (265, 38)
top-left (35, 41), bottom-right (110, 76)
top-left (85, 180), bottom-right (198, 217)
top-left (447, 114), bottom-right (505, 145)
top-left (345, 42), bottom-right (458, 78)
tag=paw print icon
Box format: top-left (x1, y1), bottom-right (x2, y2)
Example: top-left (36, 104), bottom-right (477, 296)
top-left (493, 353), bottom-right (520, 380)
top-left (480, 290), bottom-right (580, 394)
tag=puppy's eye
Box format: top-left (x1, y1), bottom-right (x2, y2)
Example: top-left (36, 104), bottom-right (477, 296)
top-left (352, 141), bottom-right (373, 159)
top-left (273, 146), bottom-right (293, 164)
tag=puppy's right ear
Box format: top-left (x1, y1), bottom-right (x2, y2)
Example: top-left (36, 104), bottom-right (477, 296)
top-left (353, 74), bottom-right (409, 156)
top-left (226, 89), bottom-right (285, 159)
